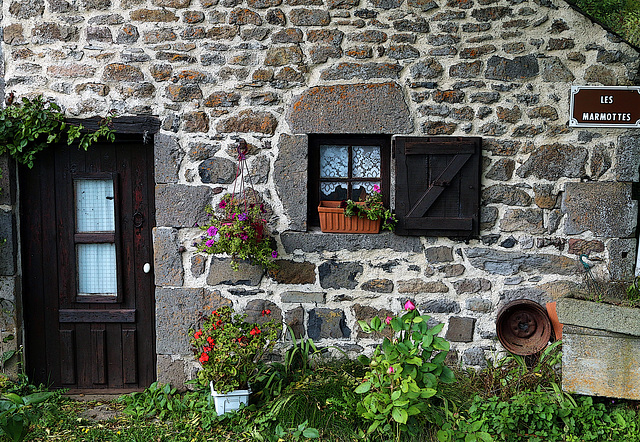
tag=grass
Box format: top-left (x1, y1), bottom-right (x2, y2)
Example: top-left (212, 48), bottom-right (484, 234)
top-left (3, 345), bottom-right (640, 442)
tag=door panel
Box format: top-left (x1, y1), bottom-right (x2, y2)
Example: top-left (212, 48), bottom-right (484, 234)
top-left (21, 135), bottom-right (156, 391)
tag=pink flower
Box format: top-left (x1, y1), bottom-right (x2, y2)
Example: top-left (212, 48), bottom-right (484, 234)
top-left (205, 239), bottom-right (215, 247)
top-left (404, 300), bottom-right (416, 311)
top-left (387, 366), bottom-right (394, 374)
top-left (218, 200), bottom-right (227, 209)
top-left (239, 233), bottom-right (248, 241)
top-left (207, 226), bottom-right (218, 237)
top-left (385, 316), bottom-right (392, 325)
top-left (373, 184), bottom-right (381, 193)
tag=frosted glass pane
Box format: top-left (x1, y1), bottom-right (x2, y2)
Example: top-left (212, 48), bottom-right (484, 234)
top-left (75, 179), bottom-right (115, 233)
top-left (77, 243), bottom-right (117, 296)
top-left (320, 145), bottom-right (348, 178)
top-left (352, 146), bottom-right (381, 178)
top-left (352, 181), bottom-right (380, 201)
top-left (320, 182), bottom-right (347, 201)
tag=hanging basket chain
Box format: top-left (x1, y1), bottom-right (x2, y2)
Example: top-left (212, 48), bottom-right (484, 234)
top-left (231, 139), bottom-right (258, 213)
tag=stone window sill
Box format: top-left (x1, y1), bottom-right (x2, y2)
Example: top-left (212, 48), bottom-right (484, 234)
top-left (280, 230), bottom-right (422, 253)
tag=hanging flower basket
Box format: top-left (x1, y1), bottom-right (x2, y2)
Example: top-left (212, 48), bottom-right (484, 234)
top-left (318, 201), bottom-right (381, 233)
top-left (195, 140), bottom-right (278, 271)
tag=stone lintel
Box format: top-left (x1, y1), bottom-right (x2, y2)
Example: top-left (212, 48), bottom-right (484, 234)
top-left (286, 82), bottom-right (413, 134)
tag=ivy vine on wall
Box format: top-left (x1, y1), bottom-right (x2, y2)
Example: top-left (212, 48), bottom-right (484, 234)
top-left (0, 95), bottom-right (116, 168)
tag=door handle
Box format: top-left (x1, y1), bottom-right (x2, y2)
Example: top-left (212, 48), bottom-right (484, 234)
top-left (143, 263), bottom-right (151, 274)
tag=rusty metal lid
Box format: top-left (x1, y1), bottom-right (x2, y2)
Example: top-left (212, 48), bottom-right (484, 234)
top-left (496, 299), bottom-right (553, 355)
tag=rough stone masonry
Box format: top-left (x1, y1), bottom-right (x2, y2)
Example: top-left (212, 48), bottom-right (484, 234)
top-left (1, 0), bottom-right (640, 386)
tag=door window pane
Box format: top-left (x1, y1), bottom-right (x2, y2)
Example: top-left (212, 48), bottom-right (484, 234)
top-left (75, 179), bottom-right (115, 233)
top-left (77, 243), bottom-right (117, 296)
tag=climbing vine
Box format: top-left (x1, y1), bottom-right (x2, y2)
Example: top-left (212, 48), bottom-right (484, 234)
top-left (0, 95), bottom-right (116, 168)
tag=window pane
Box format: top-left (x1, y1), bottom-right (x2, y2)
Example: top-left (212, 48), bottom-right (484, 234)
top-left (320, 182), bottom-right (347, 201)
top-left (352, 181), bottom-right (380, 201)
top-left (320, 145), bottom-right (348, 178)
top-left (77, 243), bottom-right (117, 296)
top-left (352, 146), bottom-right (381, 178)
top-left (75, 179), bottom-right (115, 233)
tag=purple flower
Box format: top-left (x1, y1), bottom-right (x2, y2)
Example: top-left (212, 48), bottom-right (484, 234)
top-left (218, 200), bottom-right (227, 209)
top-left (239, 233), bottom-right (248, 241)
top-left (271, 250), bottom-right (278, 259)
top-left (205, 239), bottom-right (215, 247)
top-left (238, 212), bottom-right (248, 221)
top-left (207, 226), bottom-right (218, 237)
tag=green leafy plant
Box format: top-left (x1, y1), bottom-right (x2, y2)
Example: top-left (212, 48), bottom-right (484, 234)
top-left (255, 327), bottom-right (322, 402)
top-left (0, 95), bottom-right (115, 168)
top-left (118, 382), bottom-right (186, 420)
top-left (0, 390), bottom-right (56, 442)
top-left (342, 184), bottom-right (397, 231)
top-left (355, 300), bottom-right (455, 440)
top-left (196, 193), bottom-right (278, 271)
top-left (189, 306), bottom-right (281, 394)
top-left (275, 420), bottom-right (320, 440)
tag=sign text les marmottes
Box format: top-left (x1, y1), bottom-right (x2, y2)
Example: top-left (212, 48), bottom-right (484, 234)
top-left (570, 86), bottom-right (640, 128)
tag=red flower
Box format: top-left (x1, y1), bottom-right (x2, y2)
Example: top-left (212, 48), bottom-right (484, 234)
top-left (250, 326), bottom-right (261, 336)
top-left (261, 309), bottom-right (271, 316)
top-left (199, 353), bottom-right (209, 363)
top-left (193, 330), bottom-right (202, 339)
top-left (207, 336), bottom-right (214, 345)
top-left (203, 346), bottom-right (211, 352)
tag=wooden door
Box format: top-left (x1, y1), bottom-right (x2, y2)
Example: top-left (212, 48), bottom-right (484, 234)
top-left (21, 134), bottom-right (156, 392)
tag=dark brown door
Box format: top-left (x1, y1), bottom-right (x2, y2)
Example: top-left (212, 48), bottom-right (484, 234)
top-left (21, 135), bottom-right (156, 392)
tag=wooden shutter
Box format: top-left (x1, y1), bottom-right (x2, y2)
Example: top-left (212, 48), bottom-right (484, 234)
top-left (394, 137), bottom-right (481, 237)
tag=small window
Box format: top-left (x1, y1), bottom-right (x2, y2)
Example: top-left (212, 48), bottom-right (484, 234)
top-left (308, 135), bottom-right (391, 227)
top-left (73, 175), bottom-right (121, 301)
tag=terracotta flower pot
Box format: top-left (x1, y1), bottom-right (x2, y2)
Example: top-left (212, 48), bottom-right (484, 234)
top-left (318, 201), bottom-right (381, 233)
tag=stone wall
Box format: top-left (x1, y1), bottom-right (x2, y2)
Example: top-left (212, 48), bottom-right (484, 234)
top-left (2, 0), bottom-right (640, 386)
top-left (0, 154), bottom-right (19, 378)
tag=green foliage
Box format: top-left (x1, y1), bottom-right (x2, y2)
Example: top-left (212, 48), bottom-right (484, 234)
top-left (355, 304), bottom-right (455, 440)
top-left (197, 193), bottom-right (278, 271)
top-left (569, 0), bottom-right (640, 46)
top-left (254, 327), bottom-right (322, 402)
top-left (0, 389), bottom-right (56, 442)
top-left (342, 184), bottom-right (397, 231)
top-left (275, 420), bottom-right (320, 440)
top-left (118, 382), bottom-right (186, 420)
top-left (188, 306), bottom-right (281, 393)
top-left (0, 96), bottom-right (115, 169)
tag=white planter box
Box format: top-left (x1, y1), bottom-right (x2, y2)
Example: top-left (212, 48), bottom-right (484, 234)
top-left (209, 382), bottom-right (250, 415)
